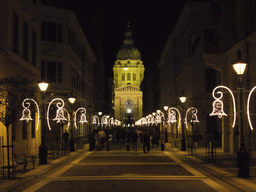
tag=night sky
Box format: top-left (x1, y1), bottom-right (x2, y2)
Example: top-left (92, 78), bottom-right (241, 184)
top-left (41, 0), bottom-right (211, 77)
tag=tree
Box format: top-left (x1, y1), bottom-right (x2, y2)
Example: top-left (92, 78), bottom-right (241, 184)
top-left (0, 77), bottom-right (36, 178)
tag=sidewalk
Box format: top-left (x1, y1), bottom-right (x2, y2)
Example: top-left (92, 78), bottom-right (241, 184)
top-left (166, 143), bottom-right (256, 190)
top-left (0, 149), bottom-right (85, 192)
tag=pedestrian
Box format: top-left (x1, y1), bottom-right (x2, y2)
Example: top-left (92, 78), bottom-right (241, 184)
top-left (89, 132), bottom-right (95, 151)
top-left (143, 131), bottom-right (150, 154)
top-left (63, 130), bottom-right (69, 151)
top-left (132, 131), bottom-right (139, 152)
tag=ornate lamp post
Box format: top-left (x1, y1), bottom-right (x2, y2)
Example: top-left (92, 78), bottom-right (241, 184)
top-left (38, 81), bottom-right (49, 164)
top-left (98, 111), bottom-right (102, 130)
top-left (179, 95), bottom-right (187, 151)
top-left (233, 50), bottom-right (249, 178)
top-left (164, 104), bottom-right (169, 142)
top-left (68, 94), bottom-right (76, 152)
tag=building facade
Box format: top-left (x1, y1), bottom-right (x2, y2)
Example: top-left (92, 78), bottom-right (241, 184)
top-left (158, 0), bottom-right (256, 157)
top-left (113, 27), bottom-right (145, 125)
top-left (0, 0), bottom-right (98, 160)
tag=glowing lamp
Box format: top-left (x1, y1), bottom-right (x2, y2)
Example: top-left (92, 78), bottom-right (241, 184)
top-left (179, 96), bottom-right (186, 103)
top-left (157, 110), bottom-right (160, 113)
top-left (68, 97), bottom-right (76, 104)
top-left (233, 64), bottom-right (247, 75)
top-left (152, 112), bottom-right (156, 115)
top-left (232, 50), bottom-right (247, 75)
top-left (124, 65), bottom-right (128, 70)
top-left (164, 105), bottom-right (168, 111)
top-left (38, 82), bottom-right (49, 92)
top-left (98, 112), bottom-right (102, 116)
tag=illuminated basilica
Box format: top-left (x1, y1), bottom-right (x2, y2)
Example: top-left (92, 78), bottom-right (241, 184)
top-left (113, 25), bottom-right (145, 126)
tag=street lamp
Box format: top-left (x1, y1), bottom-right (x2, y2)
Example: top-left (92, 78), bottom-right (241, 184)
top-left (233, 50), bottom-right (249, 178)
top-left (38, 81), bottom-right (49, 164)
top-left (179, 94), bottom-right (186, 151)
top-left (163, 104), bottom-right (169, 142)
top-left (98, 111), bottom-right (102, 130)
top-left (157, 109), bottom-right (165, 151)
top-left (68, 94), bottom-right (76, 152)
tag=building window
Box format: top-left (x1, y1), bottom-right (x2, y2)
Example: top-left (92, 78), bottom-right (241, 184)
top-left (122, 73), bottom-right (125, 81)
top-left (47, 22), bottom-right (56, 42)
top-left (58, 24), bottom-right (62, 43)
top-left (205, 68), bottom-right (216, 93)
top-left (47, 61), bottom-right (57, 82)
top-left (58, 62), bottom-right (62, 83)
top-left (41, 21), bottom-right (62, 43)
top-left (13, 11), bottom-right (19, 54)
top-left (32, 31), bottom-right (37, 66)
top-left (127, 73), bottom-right (131, 80)
top-left (133, 73), bottom-right (136, 80)
top-left (42, 61), bottom-right (63, 83)
top-left (23, 22), bottom-right (28, 61)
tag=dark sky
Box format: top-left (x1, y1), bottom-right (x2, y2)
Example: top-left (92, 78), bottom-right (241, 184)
top-left (41, 0), bottom-right (211, 77)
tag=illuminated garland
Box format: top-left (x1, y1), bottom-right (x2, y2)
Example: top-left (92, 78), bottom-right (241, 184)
top-left (47, 98), bottom-right (67, 130)
top-left (185, 107), bottom-right (199, 129)
top-left (209, 86), bottom-right (236, 128)
top-left (74, 107), bottom-right (87, 129)
top-left (168, 107), bottom-right (181, 129)
top-left (247, 86), bottom-right (256, 130)
top-left (20, 98), bottom-right (40, 130)
top-left (101, 115), bottom-right (109, 125)
top-left (93, 115), bottom-right (100, 126)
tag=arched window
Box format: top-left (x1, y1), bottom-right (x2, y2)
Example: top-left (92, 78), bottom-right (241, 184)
top-left (127, 73), bottom-right (131, 80)
top-left (133, 73), bottom-right (136, 80)
top-left (122, 73), bottom-right (125, 81)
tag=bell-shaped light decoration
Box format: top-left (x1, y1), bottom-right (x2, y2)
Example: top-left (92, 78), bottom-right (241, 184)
top-left (79, 112), bottom-right (87, 124)
top-left (168, 111), bottom-right (177, 124)
top-left (210, 99), bottom-right (227, 118)
top-left (190, 108), bottom-right (199, 124)
top-left (20, 107), bottom-right (33, 122)
top-left (53, 107), bottom-right (67, 124)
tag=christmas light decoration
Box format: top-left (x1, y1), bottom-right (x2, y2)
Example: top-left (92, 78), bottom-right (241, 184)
top-left (247, 85), bottom-right (256, 130)
top-left (93, 115), bottom-right (100, 126)
top-left (47, 98), bottom-right (67, 130)
top-left (74, 107), bottom-right (87, 129)
top-left (167, 107), bottom-right (181, 129)
top-left (20, 98), bottom-right (40, 130)
top-left (185, 107), bottom-right (199, 129)
top-left (209, 86), bottom-right (236, 128)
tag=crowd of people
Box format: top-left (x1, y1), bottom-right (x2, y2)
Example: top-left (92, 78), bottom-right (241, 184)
top-left (88, 126), bottom-right (161, 154)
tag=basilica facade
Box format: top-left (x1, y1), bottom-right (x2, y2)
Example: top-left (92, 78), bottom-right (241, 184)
top-left (113, 27), bottom-right (144, 126)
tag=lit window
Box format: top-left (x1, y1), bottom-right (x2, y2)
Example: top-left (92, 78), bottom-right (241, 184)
top-left (133, 73), bottom-right (136, 80)
top-left (127, 73), bottom-right (131, 80)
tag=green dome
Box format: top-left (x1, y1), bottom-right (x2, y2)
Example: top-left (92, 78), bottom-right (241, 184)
top-left (116, 27), bottom-right (141, 60)
top-left (116, 47), bottom-right (141, 60)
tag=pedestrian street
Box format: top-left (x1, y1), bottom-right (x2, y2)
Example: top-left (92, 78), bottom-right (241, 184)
top-left (20, 143), bottom-right (239, 192)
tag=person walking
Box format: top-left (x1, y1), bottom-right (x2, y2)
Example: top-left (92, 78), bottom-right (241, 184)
top-left (132, 131), bottom-right (139, 152)
top-left (63, 130), bottom-right (69, 151)
top-left (143, 131), bottom-right (150, 154)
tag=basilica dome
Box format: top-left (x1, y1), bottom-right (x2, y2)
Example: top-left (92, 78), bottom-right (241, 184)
top-left (116, 27), bottom-right (141, 60)
top-left (116, 47), bottom-right (141, 60)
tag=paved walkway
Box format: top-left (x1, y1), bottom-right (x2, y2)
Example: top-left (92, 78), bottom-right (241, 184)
top-left (1, 141), bottom-right (256, 191)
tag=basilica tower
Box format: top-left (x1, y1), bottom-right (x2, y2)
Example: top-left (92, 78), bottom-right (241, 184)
top-left (113, 25), bottom-right (145, 126)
